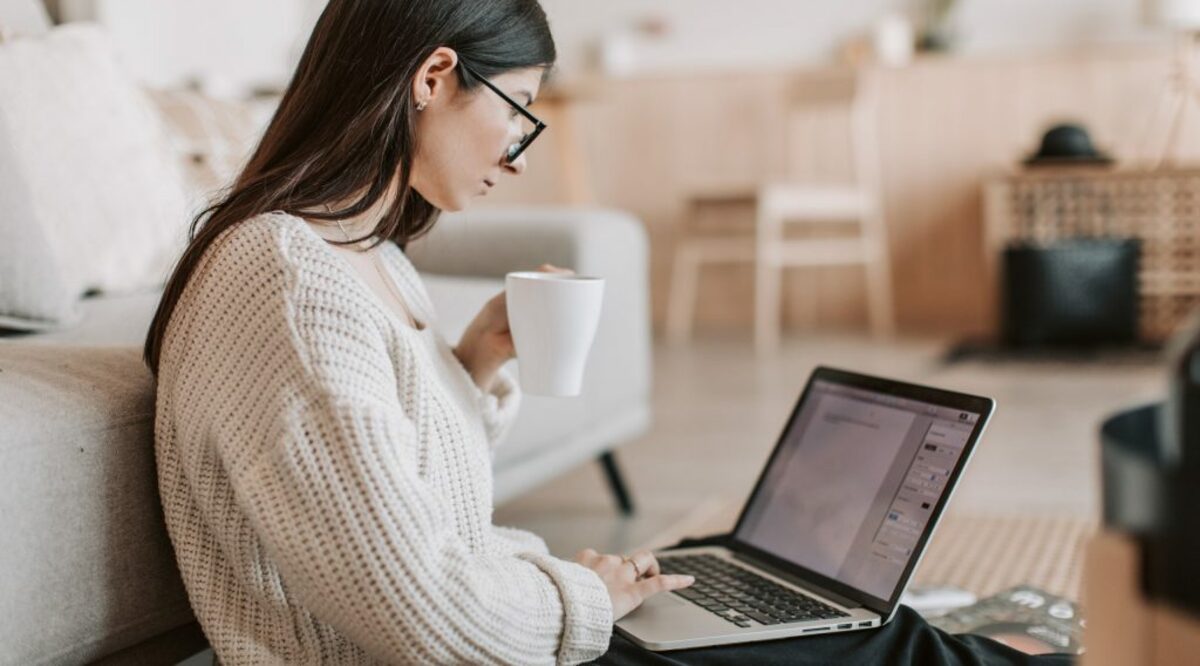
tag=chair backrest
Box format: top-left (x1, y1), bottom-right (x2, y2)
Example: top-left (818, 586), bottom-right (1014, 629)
top-left (780, 68), bottom-right (882, 197)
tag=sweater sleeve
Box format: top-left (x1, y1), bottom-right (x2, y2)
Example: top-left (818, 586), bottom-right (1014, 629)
top-left (493, 524), bottom-right (552, 557)
top-left (217, 265), bottom-right (611, 665)
top-left (448, 350), bottom-right (522, 450)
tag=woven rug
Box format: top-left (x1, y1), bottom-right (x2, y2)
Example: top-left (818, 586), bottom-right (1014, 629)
top-left (639, 501), bottom-right (1096, 601)
top-left (910, 512), bottom-right (1096, 599)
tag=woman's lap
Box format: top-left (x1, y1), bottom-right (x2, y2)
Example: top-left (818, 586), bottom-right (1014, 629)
top-left (590, 606), bottom-right (1074, 665)
top-left (588, 535), bottom-right (1073, 665)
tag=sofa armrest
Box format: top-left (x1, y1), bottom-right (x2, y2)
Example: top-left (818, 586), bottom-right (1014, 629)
top-left (0, 344), bottom-right (195, 664)
top-left (407, 207), bottom-right (648, 282)
top-left (408, 207), bottom-right (654, 449)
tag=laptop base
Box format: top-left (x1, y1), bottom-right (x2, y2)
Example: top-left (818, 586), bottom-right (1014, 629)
top-left (615, 546), bottom-right (882, 652)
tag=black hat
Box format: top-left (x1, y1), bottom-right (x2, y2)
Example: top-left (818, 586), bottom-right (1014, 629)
top-left (1024, 123), bottom-right (1113, 167)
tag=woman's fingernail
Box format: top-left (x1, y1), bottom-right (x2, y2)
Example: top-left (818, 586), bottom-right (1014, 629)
top-left (684, 575), bottom-right (695, 583)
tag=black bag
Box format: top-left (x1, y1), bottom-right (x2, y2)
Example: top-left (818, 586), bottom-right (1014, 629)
top-left (1002, 238), bottom-right (1140, 347)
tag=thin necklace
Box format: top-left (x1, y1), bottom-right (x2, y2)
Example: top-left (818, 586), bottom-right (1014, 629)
top-left (326, 205), bottom-right (424, 331)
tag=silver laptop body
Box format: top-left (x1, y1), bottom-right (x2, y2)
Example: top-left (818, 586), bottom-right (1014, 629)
top-left (616, 367), bottom-right (995, 651)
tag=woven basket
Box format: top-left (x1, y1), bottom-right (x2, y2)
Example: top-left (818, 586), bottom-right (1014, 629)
top-left (986, 168), bottom-right (1200, 342)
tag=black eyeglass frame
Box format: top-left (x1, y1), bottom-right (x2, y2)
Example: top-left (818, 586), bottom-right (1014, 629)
top-left (459, 62), bottom-right (547, 164)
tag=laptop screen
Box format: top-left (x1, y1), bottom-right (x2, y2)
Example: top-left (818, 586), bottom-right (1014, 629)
top-left (733, 372), bottom-right (985, 606)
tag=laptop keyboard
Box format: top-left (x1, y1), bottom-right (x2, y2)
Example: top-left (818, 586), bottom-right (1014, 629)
top-left (659, 554), bottom-right (850, 629)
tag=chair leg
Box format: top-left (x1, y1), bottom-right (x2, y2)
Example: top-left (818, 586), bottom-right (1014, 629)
top-left (864, 236), bottom-right (895, 338)
top-left (598, 451), bottom-right (635, 516)
top-left (755, 195), bottom-right (783, 354)
top-left (666, 245), bottom-right (700, 345)
top-left (754, 253), bottom-right (782, 354)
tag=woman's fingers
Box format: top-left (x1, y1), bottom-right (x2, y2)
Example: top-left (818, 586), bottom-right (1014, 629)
top-left (537, 263), bottom-right (574, 275)
top-left (600, 553), bottom-right (624, 571)
top-left (575, 548), bottom-right (697, 620)
top-left (637, 573), bottom-right (695, 597)
top-left (574, 548), bottom-right (599, 564)
top-left (626, 550), bottom-right (660, 579)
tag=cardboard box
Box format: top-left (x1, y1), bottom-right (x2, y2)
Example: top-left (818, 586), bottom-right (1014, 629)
top-left (1083, 530), bottom-right (1200, 665)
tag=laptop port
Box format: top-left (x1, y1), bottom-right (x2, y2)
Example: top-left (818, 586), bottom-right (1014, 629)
top-left (837, 624), bottom-right (853, 629)
top-left (858, 621), bottom-right (872, 628)
top-left (802, 626), bottom-right (831, 633)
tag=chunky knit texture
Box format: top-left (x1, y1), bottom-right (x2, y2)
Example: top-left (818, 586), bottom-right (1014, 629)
top-left (154, 212), bottom-right (614, 665)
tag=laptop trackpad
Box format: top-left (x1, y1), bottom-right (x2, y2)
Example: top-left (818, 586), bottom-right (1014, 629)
top-left (641, 592), bottom-right (689, 611)
top-left (617, 591), bottom-right (733, 640)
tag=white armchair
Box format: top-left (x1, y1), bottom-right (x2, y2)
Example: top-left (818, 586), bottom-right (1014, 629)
top-left (408, 206), bottom-right (654, 505)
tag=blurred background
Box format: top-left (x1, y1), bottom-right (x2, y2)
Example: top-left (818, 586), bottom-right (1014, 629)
top-left (6, 1), bottom-right (1200, 662)
top-left (36, 0), bottom-right (1200, 340)
top-left (36, 0), bottom-right (1200, 603)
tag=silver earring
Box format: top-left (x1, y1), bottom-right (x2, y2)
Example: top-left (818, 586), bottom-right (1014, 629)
top-left (416, 100), bottom-right (428, 111)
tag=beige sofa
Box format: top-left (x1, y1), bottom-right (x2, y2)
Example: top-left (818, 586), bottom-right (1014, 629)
top-left (0, 206), bottom-right (652, 664)
top-left (0, 5), bottom-right (652, 662)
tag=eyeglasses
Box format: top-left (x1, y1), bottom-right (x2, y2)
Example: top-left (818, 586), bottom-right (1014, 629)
top-left (459, 62), bottom-right (547, 164)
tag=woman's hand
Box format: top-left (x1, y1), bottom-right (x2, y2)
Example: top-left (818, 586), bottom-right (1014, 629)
top-left (573, 548), bottom-right (695, 621)
top-left (453, 264), bottom-right (572, 392)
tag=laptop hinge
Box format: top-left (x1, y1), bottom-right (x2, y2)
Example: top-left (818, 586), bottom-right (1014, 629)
top-left (729, 551), bottom-right (861, 610)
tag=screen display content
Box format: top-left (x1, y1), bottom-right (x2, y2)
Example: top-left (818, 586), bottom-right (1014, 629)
top-left (735, 379), bottom-right (979, 600)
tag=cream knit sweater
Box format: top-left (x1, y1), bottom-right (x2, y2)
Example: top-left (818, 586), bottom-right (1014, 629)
top-left (154, 212), bottom-right (614, 665)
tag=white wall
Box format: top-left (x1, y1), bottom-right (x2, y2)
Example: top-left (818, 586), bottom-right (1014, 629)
top-left (54, 0), bottom-right (1170, 93)
top-left (56, 0), bottom-right (324, 95)
top-left (539, 0), bottom-right (1164, 75)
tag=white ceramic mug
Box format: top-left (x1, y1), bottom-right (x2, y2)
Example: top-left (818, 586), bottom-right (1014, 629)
top-left (505, 271), bottom-right (605, 397)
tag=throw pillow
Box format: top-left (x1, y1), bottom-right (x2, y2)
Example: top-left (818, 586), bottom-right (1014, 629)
top-left (0, 24), bottom-right (190, 298)
top-left (0, 117), bottom-right (79, 331)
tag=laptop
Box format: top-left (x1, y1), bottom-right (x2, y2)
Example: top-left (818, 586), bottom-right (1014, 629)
top-left (615, 366), bottom-right (995, 651)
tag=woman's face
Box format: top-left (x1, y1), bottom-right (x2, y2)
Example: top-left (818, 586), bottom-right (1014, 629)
top-left (410, 61), bottom-right (544, 212)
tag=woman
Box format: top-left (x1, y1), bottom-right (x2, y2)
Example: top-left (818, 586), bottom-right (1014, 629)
top-left (145, 1), bottom-right (1070, 664)
top-left (146, 1), bottom-right (690, 663)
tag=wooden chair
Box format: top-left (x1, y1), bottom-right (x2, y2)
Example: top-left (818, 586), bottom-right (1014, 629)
top-left (666, 69), bottom-right (894, 351)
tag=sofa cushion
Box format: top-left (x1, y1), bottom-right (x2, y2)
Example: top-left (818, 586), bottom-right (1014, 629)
top-left (0, 345), bottom-right (195, 665)
top-left (6, 290), bottom-right (160, 346)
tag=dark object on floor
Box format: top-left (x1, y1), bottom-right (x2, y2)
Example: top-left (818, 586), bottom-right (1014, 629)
top-left (591, 534), bottom-right (1072, 665)
top-left (941, 338), bottom-right (1160, 365)
top-left (1002, 239), bottom-right (1140, 348)
top-left (1023, 123), bottom-right (1113, 167)
top-left (1102, 403), bottom-right (1200, 618)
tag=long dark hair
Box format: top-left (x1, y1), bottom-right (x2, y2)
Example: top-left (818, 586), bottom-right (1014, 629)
top-left (144, 0), bottom-right (555, 375)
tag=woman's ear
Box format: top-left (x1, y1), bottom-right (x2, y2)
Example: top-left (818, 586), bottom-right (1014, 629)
top-left (412, 47), bottom-right (460, 110)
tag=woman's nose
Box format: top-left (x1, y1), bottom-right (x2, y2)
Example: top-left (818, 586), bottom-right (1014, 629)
top-left (503, 151), bottom-right (527, 176)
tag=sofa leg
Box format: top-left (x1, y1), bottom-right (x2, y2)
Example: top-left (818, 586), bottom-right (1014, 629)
top-left (598, 451), bottom-right (635, 516)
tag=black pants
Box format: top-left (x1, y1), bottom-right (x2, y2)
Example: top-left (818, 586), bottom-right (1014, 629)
top-left (589, 535), bottom-right (1074, 666)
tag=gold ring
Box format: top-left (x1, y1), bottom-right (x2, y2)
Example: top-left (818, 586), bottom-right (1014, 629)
top-left (623, 556), bottom-right (643, 579)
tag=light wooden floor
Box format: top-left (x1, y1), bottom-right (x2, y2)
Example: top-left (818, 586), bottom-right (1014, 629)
top-left (494, 335), bottom-right (1163, 560)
